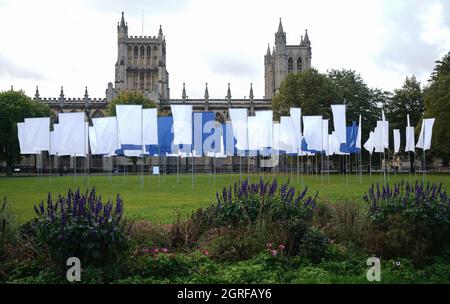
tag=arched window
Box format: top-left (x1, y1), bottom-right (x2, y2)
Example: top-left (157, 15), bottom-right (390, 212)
top-left (134, 45), bottom-right (139, 65)
top-left (297, 57), bottom-right (303, 71)
top-left (288, 57), bottom-right (293, 73)
top-left (140, 45), bottom-right (145, 65)
top-left (127, 45), bottom-right (132, 64)
top-left (146, 45), bottom-right (151, 65)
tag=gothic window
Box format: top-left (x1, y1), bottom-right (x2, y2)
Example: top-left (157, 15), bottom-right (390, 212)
top-left (127, 45), bottom-right (132, 65)
top-left (297, 57), bottom-right (303, 71)
top-left (140, 45), bottom-right (145, 65)
top-left (146, 46), bottom-right (151, 65)
top-left (134, 45), bottom-right (139, 65)
top-left (288, 57), bottom-right (293, 73)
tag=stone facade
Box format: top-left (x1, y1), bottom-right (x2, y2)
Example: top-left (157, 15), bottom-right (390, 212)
top-left (264, 19), bottom-right (312, 98)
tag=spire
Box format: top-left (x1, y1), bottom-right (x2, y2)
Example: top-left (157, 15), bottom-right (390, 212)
top-left (182, 83), bottom-right (186, 100)
top-left (35, 86), bottom-right (40, 99)
top-left (84, 86), bottom-right (89, 98)
top-left (226, 83), bottom-right (231, 100)
top-left (249, 83), bottom-right (254, 100)
top-left (266, 43), bottom-right (271, 56)
top-left (302, 29), bottom-right (310, 46)
top-left (60, 86), bottom-right (64, 98)
top-left (204, 83), bottom-right (209, 100)
top-left (158, 25), bottom-right (163, 38)
top-left (277, 18), bottom-right (284, 33)
top-left (120, 11), bottom-right (125, 27)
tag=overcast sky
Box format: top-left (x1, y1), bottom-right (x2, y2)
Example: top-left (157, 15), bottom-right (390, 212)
top-left (0, 0), bottom-right (449, 100)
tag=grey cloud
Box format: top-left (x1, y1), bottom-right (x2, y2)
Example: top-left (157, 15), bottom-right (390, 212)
top-left (0, 54), bottom-right (45, 80)
top-left (82, 0), bottom-right (190, 16)
top-left (207, 54), bottom-right (258, 79)
top-left (375, 0), bottom-right (449, 75)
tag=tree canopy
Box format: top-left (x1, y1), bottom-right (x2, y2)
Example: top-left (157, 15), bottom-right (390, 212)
top-left (106, 91), bottom-right (157, 116)
top-left (423, 52), bottom-right (450, 163)
top-left (0, 90), bottom-right (51, 173)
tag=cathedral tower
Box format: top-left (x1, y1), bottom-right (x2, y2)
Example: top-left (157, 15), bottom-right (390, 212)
top-left (264, 19), bottom-right (312, 99)
top-left (114, 12), bottom-right (170, 101)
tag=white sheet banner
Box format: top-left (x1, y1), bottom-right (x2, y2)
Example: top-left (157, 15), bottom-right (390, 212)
top-left (393, 129), bottom-right (400, 153)
top-left (57, 112), bottom-right (86, 156)
top-left (171, 105), bottom-right (192, 145)
top-left (93, 117), bottom-right (119, 156)
top-left (255, 110), bottom-right (273, 148)
top-left (272, 122), bottom-right (280, 152)
top-left (322, 119), bottom-right (329, 154)
top-left (23, 117), bottom-right (50, 153)
top-left (303, 115), bottom-right (323, 151)
top-left (17, 122), bottom-right (35, 154)
top-left (229, 108), bottom-right (248, 150)
top-left (331, 104), bottom-right (346, 145)
top-left (363, 131), bottom-right (375, 155)
top-left (356, 115), bottom-right (362, 149)
top-left (142, 108), bottom-right (158, 146)
top-left (116, 105), bottom-right (143, 148)
top-left (279, 116), bottom-right (298, 153)
top-left (290, 108), bottom-right (302, 148)
top-left (405, 126), bottom-right (415, 153)
top-left (416, 118), bottom-right (435, 150)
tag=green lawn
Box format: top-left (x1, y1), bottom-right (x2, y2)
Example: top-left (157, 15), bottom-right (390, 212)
top-left (1, 172), bottom-right (449, 224)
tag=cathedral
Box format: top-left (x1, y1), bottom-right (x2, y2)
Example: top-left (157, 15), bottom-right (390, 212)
top-left (264, 19), bottom-right (312, 98)
top-left (33, 13), bottom-right (311, 122)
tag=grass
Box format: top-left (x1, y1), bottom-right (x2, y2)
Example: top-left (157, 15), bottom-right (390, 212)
top-left (1, 172), bottom-right (450, 224)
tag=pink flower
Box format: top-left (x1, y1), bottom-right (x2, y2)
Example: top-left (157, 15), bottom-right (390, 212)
top-left (278, 244), bottom-right (285, 251)
top-left (266, 243), bottom-right (273, 249)
top-left (271, 250), bottom-right (278, 257)
top-left (162, 248), bottom-right (169, 253)
top-left (202, 250), bottom-right (209, 256)
top-left (142, 248), bottom-right (149, 253)
top-left (153, 248), bottom-right (159, 253)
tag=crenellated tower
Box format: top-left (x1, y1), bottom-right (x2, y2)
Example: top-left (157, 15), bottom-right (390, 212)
top-left (114, 12), bottom-right (170, 101)
top-left (264, 19), bottom-right (312, 99)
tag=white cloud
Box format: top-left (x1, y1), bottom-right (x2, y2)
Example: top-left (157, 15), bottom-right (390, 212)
top-left (0, 0), bottom-right (448, 99)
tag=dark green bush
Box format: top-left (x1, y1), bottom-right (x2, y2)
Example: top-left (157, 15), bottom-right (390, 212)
top-left (363, 181), bottom-right (450, 263)
top-left (298, 228), bottom-right (330, 264)
top-left (32, 188), bottom-right (129, 267)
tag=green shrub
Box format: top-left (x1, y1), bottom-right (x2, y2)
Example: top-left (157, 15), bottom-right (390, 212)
top-left (363, 181), bottom-right (450, 263)
top-left (32, 188), bottom-right (129, 267)
top-left (298, 228), bottom-right (330, 264)
top-left (0, 197), bottom-right (18, 259)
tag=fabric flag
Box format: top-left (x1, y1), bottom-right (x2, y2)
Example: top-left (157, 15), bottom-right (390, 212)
top-left (363, 131), bottom-right (375, 155)
top-left (89, 126), bottom-right (102, 155)
top-left (279, 116), bottom-right (297, 153)
top-left (93, 117), bottom-right (119, 156)
top-left (23, 117), bottom-right (50, 153)
top-left (302, 115), bottom-right (323, 152)
top-left (393, 129), bottom-right (400, 153)
top-left (142, 108), bottom-right (158, 146)
top-left (322, 119), bottom-right (329, 154)
top-left (171, 104), bottom-right (193, 145)
top-left (255, 110), bottom-right (273, 149)
top-left (416, 118), bottom-right (435, 150)
top-left (374, 123), bottom-right (384, 153)
top-left (229, 108), bottom-right (248, 151)
top-left (356, 115), bottom-right (362, 149)
top-left (247, 116), bottom-right (259, 151)
top-left (331, 104), bottom-right (346, 145)
top-left (17, 122), bottom-right (35, 154)
top-left (290, 108), bottom-right (302, 149)
top-left (272, 122), bottom-right (280, 152)
top-left (116, 105), bottom-right (143, 151)
top-left (57, 112), bottom-right (86, 156)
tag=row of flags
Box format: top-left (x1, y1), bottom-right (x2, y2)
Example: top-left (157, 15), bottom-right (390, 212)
top-left (17, 105), bottom-right (434, 158)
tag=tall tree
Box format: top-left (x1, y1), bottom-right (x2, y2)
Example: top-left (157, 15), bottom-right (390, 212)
top-left (272, 69), bottom-right (337, 119)
top-left (327, 69), bottom-right (380, 142)
top-left (387, 75), bottom-right (424, 132)
top-left (106, 91), bottom-right (157, 116)
top-left (423, 52), bottom-right (450, 164)
top-left (0, 90), bottom-right (51, 174)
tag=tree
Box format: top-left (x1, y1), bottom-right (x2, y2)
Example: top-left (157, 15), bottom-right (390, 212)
top-left (106, 91), bottom-right (157, 116)
top-left (0, 90), bottom-right (51, 174)
top-left (423, 52), bottom-right (450, 164)
top-left (327, 69), bottom-right (381, 143)
top-left (387, 75), bottom-right (424, 132)
top-left (272, 69), bottom-right (337, 119)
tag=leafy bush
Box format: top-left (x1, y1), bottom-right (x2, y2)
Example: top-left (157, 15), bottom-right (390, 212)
top-left (32, 187), bottom-right (129, 267)
top-left (363, 181), bottom-right (450, 263)
top-left (198, 177), bottom-right (318, 256)
top-left (298, 228), bottom-right (330, 264)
